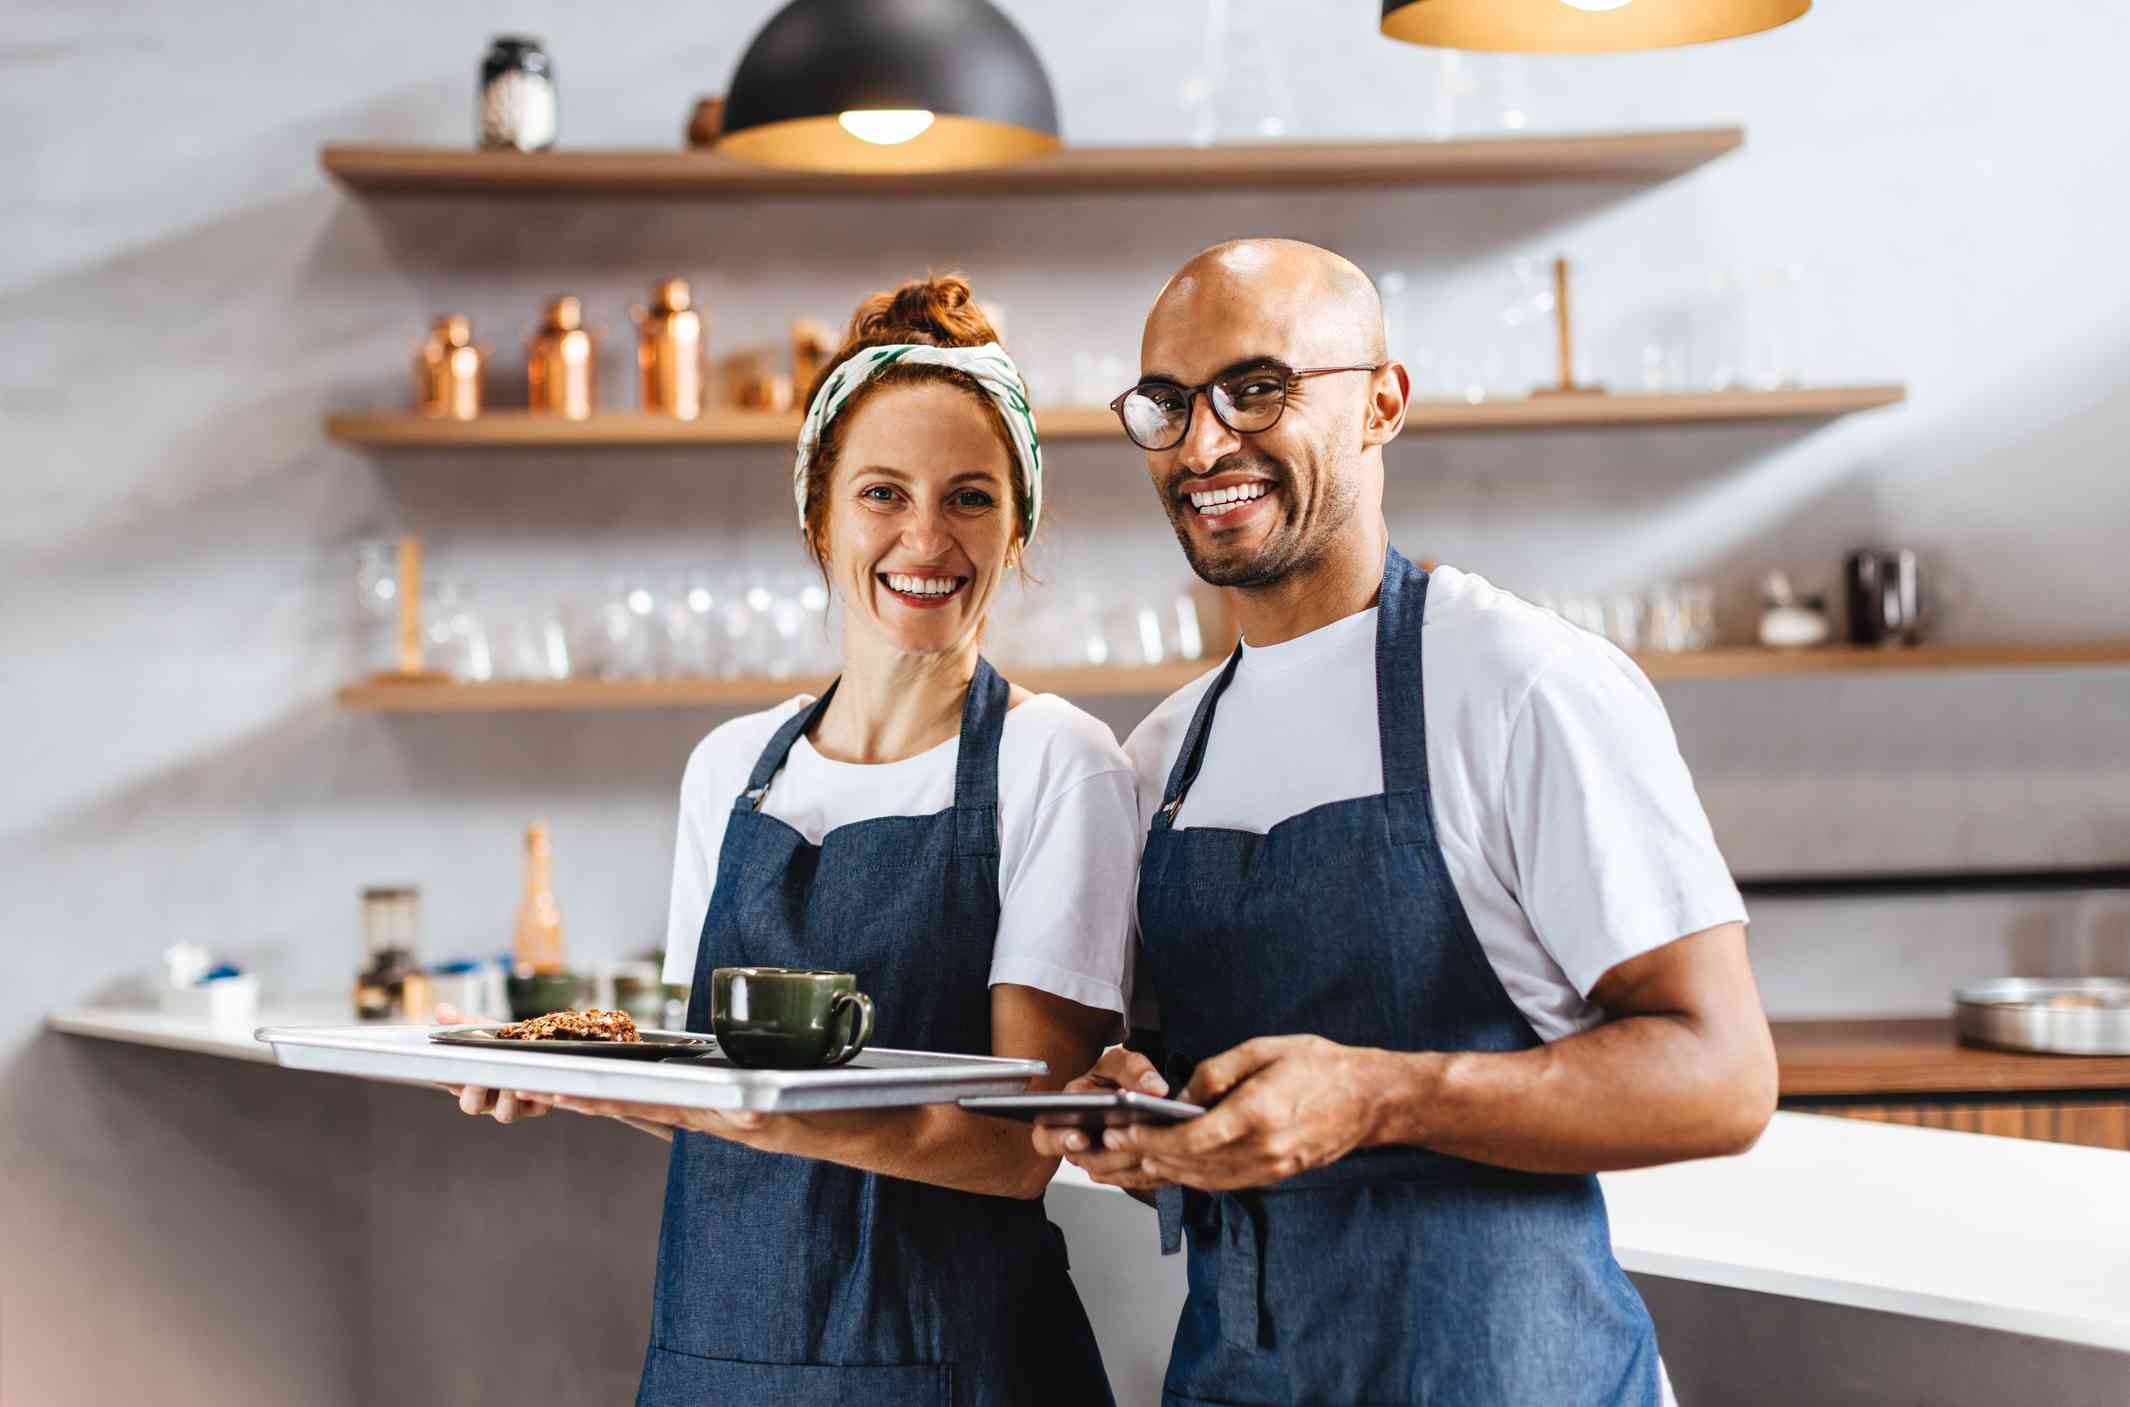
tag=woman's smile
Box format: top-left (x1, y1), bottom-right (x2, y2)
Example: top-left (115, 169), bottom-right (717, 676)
top-left (879, 572), bottom-right (970, 608)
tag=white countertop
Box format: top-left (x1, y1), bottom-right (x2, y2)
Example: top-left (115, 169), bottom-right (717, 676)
top-left (50, 997), bottom-right (357, 1063)
top-left (54, 1001), bottom-right (2130, 1352)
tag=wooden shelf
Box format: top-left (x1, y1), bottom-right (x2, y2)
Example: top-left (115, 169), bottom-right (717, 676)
top-left (319, 129), bottom-right (1742, 200)
top-left (325, 387), bottom-right (1903, 451)
top-left (1409, 384), bottom-right (1906, 431)
top-left (336, 663), bottom-right (1219, 713)
top-left (1633, 641), bottom-right (2130, 680)
top-left (324, 406), bottom-right (1117, 448)
top-left (337, 642), bottom-right (2130, 713)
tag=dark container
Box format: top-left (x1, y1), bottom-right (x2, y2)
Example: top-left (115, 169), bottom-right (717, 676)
top-left (478, 36), bottom-right (557, 152)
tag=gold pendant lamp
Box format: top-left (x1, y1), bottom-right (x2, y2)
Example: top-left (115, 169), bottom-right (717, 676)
top-left (1380, 0), bottom-right (1810, 53)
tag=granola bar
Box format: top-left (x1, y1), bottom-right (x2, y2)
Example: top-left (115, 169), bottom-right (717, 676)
top-left (485, 1008), bottom-right (642, 1042)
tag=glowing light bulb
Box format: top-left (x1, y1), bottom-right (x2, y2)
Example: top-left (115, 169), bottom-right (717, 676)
top-left (837, 109), bottom-right (936, 145)
top-left (1560, 0), bottom-right (1634, 10)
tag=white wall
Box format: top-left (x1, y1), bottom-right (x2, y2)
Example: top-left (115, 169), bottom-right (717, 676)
top-left (7, 1), bottom-right (2129, 1402)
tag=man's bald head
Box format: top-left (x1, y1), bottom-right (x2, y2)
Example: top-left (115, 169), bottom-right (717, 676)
top-left (1144, 238), bottom-right (1386, 372)
top-left (1130, 239), bottom-right (1404, 594)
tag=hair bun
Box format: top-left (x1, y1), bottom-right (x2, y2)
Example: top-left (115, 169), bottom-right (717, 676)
top-left (846, 273), bottom-right (998, 349)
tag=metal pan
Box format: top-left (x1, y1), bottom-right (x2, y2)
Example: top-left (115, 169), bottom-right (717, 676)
top-left (256, 1023), bottom-right (1045, 1111)
top-left (1952, 977), bottom-right (2130, 1055)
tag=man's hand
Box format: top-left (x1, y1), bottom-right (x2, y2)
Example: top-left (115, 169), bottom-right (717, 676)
top-left (1102, 1035), bottom-right (1397, 1192)
top-left (1031, 1046), bottom-right (1175, 1195)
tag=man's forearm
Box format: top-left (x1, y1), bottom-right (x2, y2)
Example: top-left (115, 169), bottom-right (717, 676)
top-left (1363, 1010), bottom-right (1775, 1174)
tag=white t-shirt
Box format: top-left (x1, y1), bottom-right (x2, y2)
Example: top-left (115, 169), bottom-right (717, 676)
top-left (664, 692), bottom-right (1138, 1022)
top-left (1124, 564), bottom-right (1746, 1043)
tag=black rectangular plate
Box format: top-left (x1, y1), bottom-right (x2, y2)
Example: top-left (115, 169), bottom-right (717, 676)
top-left (429, 1026), bottom-right (714, 1061)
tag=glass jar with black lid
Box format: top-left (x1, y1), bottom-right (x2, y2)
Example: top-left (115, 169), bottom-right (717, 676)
top-left (478, 36), bottom-right (557, 152)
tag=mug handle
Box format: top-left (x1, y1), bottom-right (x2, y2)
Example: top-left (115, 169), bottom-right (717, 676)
top-left (823, 991), bottom-right (873, 1067)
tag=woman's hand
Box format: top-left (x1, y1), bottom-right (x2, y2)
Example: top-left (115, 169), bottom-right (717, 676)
top-left (547, 1095), bottom-right (771, 1144)
top-left (1030, 1045), bottom-right (1175, 1196)
top-left (433, 1004), bottom-right (556, 1125)
top-left (447, 1083), bottom-right (554, 1124)
top-left (431, 1002), bottom-right (760, 1144)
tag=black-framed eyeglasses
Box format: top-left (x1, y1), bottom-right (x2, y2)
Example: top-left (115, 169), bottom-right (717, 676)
top-left (1108, 361), bottom-right (1382, 451)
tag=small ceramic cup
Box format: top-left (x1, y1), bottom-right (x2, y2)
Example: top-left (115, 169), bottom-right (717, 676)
top-left (711, 967), bottom-right (874, 1069)
top-left (505, 969), bottom-right (583, 1021)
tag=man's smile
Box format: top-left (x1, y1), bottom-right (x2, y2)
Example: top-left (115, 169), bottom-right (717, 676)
top-left (1176, 470), bottom-right (1281, 531)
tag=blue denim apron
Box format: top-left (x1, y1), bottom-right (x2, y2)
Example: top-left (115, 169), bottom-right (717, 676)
top-left (1139, 551), bottom-right (1662, 1406)
top-left (638, 660), bottom-right (1113, 1407)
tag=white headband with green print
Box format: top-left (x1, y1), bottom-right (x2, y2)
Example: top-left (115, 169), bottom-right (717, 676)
top-left (792, 341), bottom-right (1043, 540)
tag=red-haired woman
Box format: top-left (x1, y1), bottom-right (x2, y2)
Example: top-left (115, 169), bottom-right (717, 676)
top-left (457, 276), bottom-right (1130, 1406)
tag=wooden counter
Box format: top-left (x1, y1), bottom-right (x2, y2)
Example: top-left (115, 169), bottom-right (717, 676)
top-left (1772, 1018), bottom-right (2130, 1150)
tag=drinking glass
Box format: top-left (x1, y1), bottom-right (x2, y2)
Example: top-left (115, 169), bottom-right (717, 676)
top-left (1642, 584), bottom-right (1717, 652)
top-left (493, 606), bottom-right (571, 681)
top-left (1690, 270), bottom-right (1748, 392)
top-left (599, 575), bottom-right (660, 679)
top-left (1493, 256), bottom-right (1556, 397)
top-left (424, 581), bottom-right (492, 681)
top-left (1677, 584), bottom-right (1716, 650)
top-left (794, 580), bottom-right (837, 674)
top-left (354, 540), bottom-right (402, 674)
top-left (1186, 0), bottom-right (1296, 145)
top-left (763, 574), bottom-right (809, 680)
top-left (665, 573), bottom-right (719, 678)
top-left (1601, 594), bottom-right (1645, 652)
top-left (1167, 594), bottom-right (1207, 662)
top-left (1425, 51), bottom-right (1535, 137)
top-left (1744, 264), bottom-right (1808, 390)
top-left (1378, 269), bottom-right (1434, 388)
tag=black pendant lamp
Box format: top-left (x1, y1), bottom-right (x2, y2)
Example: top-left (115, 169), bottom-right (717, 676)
top-left (719, 0), bottom-right (1060, 173)
top-left (1381, 0), bottom-right (1809, 53)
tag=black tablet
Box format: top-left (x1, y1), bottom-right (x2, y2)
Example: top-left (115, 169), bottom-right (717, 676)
top-left (958, 1091), bottom-right (1206, 1130)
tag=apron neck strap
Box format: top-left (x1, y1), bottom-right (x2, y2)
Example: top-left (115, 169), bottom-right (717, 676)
top-left (734, 660), bottom-right (1011, 860)
top-left (737, 680), bottom-right (841, 812)
top-left (1376, 548), bottom-right (1434, 847)
top-left (1151, 644), bottom-right (1244, 832)
top-left (952, 657), bottom-right (1010, 857)
top-left (1151, 548), bottom-right (1435, 842)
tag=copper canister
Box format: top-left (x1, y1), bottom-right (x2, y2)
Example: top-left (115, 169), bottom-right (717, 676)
top-left (415, 315), bottom-right (484, 420)
top-left (527, 295), bottom-right (596, 419)
top-left (634, 278), bottom-right (704, 419)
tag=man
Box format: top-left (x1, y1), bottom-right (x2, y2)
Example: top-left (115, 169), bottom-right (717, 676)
top-left (1035, 239), bottom-right (1777, 1405)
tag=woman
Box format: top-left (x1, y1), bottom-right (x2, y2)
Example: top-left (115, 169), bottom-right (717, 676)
top-left (452, 276), bottom-right (1135, 1406)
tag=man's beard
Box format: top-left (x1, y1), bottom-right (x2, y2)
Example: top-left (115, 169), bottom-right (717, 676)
top-left (1163, 450), bottom-right (1357, 589)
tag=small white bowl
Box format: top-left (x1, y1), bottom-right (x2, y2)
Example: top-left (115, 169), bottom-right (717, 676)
top-left (160, 973), bottom-right (260, 1028)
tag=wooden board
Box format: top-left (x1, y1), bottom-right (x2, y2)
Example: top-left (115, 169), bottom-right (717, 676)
top-left (1773, 1019), bottom-right (2130, 1098)
top-left (1809, 1101), bottom-right (2130, 1151)
top-left (319, 129), bottom-right (1743, 200)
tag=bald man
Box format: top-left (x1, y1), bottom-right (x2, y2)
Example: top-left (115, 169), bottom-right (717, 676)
top-left (1036, 240), bottom-right (1776, 1405)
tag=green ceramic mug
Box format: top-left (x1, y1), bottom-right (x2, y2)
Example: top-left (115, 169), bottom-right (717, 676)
top-left (711, 967), bottom-right (875, 1069)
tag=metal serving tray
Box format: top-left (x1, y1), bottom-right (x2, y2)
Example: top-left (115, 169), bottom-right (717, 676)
top-left (255, 1024), bottom-right (1046, 1112)
top-left (1953, 978), bottom-right (2130, 1055)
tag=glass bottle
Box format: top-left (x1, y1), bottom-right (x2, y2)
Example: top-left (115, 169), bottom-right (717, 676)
top-left (513, 824), bottom-right (566, 974)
